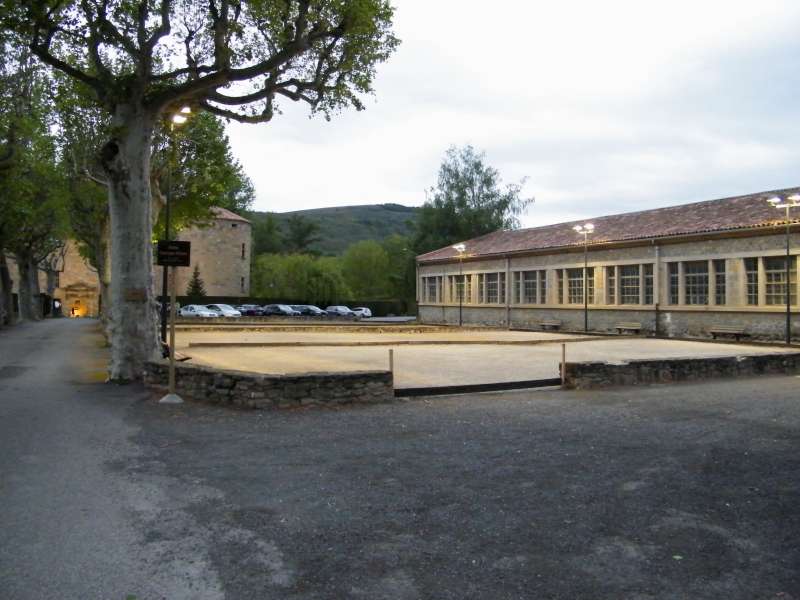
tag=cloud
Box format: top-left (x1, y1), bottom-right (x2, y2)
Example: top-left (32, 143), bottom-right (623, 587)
top-left (226, 0), bottom-right (800, 230)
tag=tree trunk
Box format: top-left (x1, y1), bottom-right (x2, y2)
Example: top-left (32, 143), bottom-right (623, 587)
top-left (101, 104), bottom-right (159, 382)
top-left (0, 251), bottom-right (13, 326)
top-left (95, 222), bottom-right (112, 342)
top-left (17, 255), bottom-right (42, 321)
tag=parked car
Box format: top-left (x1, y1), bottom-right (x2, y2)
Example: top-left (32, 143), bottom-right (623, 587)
top-left (205, 303), bottom-right (242, 317)
top-left (352, 307), bottom-right (372, 318)
top-left (325, 305), bottom-right (359, 318)
top-left (291, 304), bottom-right (327, 316)
top-left (263, 304), bottom-right (301, 316)
top-left (179, 304), bottom-right (218, 318)
top-left (236, 304), bottom-right (264, 316)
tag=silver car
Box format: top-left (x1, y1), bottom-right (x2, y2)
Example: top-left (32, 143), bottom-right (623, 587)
top-left (179, 304), bottom-right (218, 318)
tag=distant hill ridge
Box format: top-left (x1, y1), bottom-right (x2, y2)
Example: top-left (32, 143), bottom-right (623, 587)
top-left (248, 203), bottom-right (420, 256)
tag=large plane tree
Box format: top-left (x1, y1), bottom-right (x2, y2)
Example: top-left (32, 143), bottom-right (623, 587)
top-left (2, 1), bottom-right (398, 381)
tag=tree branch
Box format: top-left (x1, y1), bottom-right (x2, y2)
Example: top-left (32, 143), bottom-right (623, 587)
top-left (198, 100), bottom-right (275, 124)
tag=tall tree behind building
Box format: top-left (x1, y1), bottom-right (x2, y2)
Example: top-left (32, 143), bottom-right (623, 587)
top-left (413, 145), bottom-right (533, 254)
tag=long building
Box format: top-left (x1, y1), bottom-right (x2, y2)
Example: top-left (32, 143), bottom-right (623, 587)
top-left (416, 187), bottom-right (800, 340)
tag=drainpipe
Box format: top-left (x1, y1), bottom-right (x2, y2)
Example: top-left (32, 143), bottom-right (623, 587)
top-left (506, 256), bottom-right (511, 329)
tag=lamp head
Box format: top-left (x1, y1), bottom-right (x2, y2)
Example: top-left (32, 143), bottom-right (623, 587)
top-left (584, 223), bottom-right (594, 232)
top-left (452, 243), bottom-right (466, 254)
top-left (767, 196), bottom-right (783, 207)
top-left (171, 106), bottom-right (192, 125)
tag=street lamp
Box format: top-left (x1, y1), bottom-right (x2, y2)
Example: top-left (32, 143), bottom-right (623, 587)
top-left (573, 223), bottom-right (594, 332)
top-left (452, 243), bottom-right (466, 326)
top-left (159, 106), bottom-right (192, 406)
top-left (160, 106), bottom-right (192, 345)
top-left (766, 194), bottom-right (800, 344)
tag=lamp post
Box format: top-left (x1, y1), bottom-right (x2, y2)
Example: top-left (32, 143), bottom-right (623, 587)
top-left (573, 223), bottom-right (594, 332)
top-left (160, 106), bottom-right (192, 345)
top-left (452, 243), bottom-right (466, 326)
top-left (767, 194), bottom-right (800, 345)
top-left (158, 106), bottom-right (192, 406)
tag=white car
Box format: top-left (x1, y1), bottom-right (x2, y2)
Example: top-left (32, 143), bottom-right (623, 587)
top-left (326, 305), bottom-right (359, 318)
top-left (179, 304), bottom-right (218, 318)
top-left (352, 307), bottom-right (372, 318)
top-left (205, 303), bottom-right (242, 317)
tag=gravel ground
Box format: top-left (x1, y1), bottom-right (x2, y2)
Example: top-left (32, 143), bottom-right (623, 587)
top-left (130, 374), bottom-right (800, 599)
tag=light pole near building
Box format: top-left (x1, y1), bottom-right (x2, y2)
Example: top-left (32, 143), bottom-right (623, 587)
top-left (452, 243), bottom-right (466, 326)
top-left (767, 194), bottom-right (800, 345)
top-left (573, 223), bottom-right (594, 332)
top-left (160, 106), bottom-right (192, 345)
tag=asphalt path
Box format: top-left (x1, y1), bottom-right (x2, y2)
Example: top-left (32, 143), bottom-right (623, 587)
top-left (1, 319), bottom-right (799, 599)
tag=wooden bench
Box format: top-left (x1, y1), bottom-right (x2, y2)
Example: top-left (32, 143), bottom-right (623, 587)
top-left (709, 326), bottom-right (748, 341)
top-left (615, 322), bottom-right (642, 335)
top-left (539, 319), bottom-right (562, 331)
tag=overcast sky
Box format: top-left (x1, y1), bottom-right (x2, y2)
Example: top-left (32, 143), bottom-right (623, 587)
top-left (226, 0), bottom-right (800, 228)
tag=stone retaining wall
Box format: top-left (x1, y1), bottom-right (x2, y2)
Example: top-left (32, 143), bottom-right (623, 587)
top-left (144, 361), bottom-right (394, 408)
top-left (563, 352), bottom-right (800, 389)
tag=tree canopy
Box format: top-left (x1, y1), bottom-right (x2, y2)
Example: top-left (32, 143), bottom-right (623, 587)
top-left (413, 145), bottom-right (533, 254)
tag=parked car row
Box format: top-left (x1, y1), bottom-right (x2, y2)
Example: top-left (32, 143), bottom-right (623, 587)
top-left (177, 303), bottom-right (372, 318)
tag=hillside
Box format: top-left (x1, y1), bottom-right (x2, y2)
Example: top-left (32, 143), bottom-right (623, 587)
top-left (248, 203), bottom-right (420, 256)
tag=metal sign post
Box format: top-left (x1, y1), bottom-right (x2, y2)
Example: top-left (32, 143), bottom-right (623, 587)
top-left (156, 241), bottom-right (191, 404)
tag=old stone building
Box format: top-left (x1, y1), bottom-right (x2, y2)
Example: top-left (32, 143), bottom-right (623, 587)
top-left (416, 187), bottom-right (800, 340)
top-left (167, 206), bottom-right (251, 297)
top-left (5, 206), bottom-right (250, 320)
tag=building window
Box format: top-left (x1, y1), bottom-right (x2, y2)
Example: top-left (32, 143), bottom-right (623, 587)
top-left (449, 274), bottom-right (472, 304)
top-left (232, 223), bottom-right (238, 228)
top-left (240, 276), bottom-right (245, 292)
top-left (668, 263), bottom-right (679, 304)
top-left (713, 260), bottom-right (726, 305)
top-left (643, 264), bottom-right (654, 305)
top-left (423, 276), bottom-right (443, 303)
top-left (606, 266), bottom-right (616, 304)
top-left (477, 272), bottom-right (505, 304)
top-left (744, 258), bottom-right (759, 305)
top-left (557, 270), bottom-right (564, 304)
top-left (515, 270), bottom-right (546, 304)
top-left (764, 256), bottom-right (797, 306)
top-left (241, 243), bottom-right (246, 259)
top-left (566, 268), bottom-right (594, 304)
top-left (684, 261), bottom-right (709, 305)
top-left (620, 265), bottom-right (640, 304)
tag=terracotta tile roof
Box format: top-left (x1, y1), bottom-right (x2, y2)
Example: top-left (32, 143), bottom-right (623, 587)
top-left (417, 186), bottom-right (800, 263)
top-left (211, 206), bottom-right (250, 223)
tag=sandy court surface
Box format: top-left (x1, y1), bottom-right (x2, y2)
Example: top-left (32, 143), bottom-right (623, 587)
top-left (176, 329), bottom-right (791, 388)
top-left (176, 328), bottom-right (589, 345)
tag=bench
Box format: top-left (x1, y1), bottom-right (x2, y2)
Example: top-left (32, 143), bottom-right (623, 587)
top-left (709, 326), bottom-right (748, 341)
top-left (539, 319), bottom-right (562, 331)
top-left (615, 322), bottom-right (642, 335)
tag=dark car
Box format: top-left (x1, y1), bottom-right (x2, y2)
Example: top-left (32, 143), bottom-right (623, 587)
top-left (237, 304), bottom-right (264, 316)
top-left (290, 305), bottom-right (327, 316)
top-left (262, 304), bottom-right (301, 316)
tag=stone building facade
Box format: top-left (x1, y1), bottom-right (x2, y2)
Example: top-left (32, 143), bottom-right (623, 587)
top-left (5, 206), bottom-right (250, 320)
top-left (166, 206), bottom-right (251, 297)
top-left (416, 187), bottom-right (800, 341)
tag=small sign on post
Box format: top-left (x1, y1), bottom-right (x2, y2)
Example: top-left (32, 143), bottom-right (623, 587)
top-left (156, 240), bottom-right (190, 405)
top-left (156, 240), bottom-right (191, 267)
